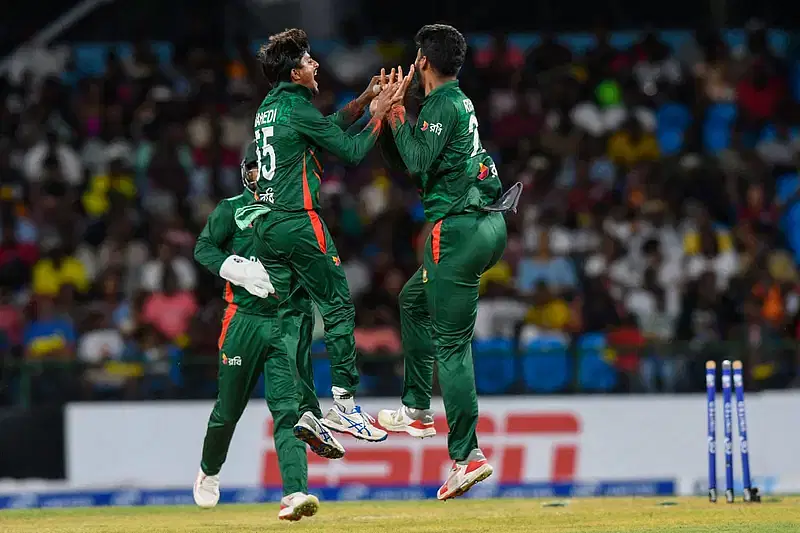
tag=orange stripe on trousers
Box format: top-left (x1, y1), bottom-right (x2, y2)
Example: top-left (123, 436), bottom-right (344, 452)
top-left (431, 220), bottom-right (443, 264)
top-left (218, 282), bottom-right (238, 349)
top-left (308, 211), bottom-right (327, 254)
top-left (301, 158), bottom-right (313, 210)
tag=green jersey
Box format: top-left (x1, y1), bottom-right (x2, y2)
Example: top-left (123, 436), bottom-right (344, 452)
top-left (252, 82), bottom-right (381, 212)
top-left (194, 192), bottom-right (275, 316)
top-left (388, 80), bottom-right (501, 222)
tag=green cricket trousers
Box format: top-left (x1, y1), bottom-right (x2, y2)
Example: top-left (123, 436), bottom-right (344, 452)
top-left (399, 211), bottom-right (507, 462)
top-left (200, 287), bottom-right (319, 495)
top-left (252, 209), bottom-right (359, 395)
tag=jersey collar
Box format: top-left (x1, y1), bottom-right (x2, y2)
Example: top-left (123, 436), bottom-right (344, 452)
top-left (270, 81), bottom-right (314, 101)
top-left (423, 80), bottom-right (459, 103)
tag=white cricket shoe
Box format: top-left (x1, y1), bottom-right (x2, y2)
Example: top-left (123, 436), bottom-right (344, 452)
top-left (193, 468), bottom-right (220, 508)
top-left (293, 411), bottom-right (346, 459)
top-left (437, 449), bottom-right (494, 501)
top-left (378, 405), bottom-right (436, 438)
top-left (278, 492), bottom-right (320, 521)
top-left (321, 404), bottom-right (388, 442)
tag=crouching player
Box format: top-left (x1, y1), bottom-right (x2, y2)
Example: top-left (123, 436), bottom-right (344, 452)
top-left (192, 141), bottom-right (344, 521)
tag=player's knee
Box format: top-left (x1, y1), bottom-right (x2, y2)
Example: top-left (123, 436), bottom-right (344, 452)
top-left (269, 404), bottom-right (299, 429)
top-left (324, 300), bottom-right (355, 333)
top-left (209, 409), bottom-right (241, 430)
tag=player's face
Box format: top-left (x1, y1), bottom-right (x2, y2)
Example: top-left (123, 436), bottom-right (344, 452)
top-left (411, 48), bottom-right (426, 100)
top-left (293, 52), bottom-right (319, 95)
top-left (246, 168), bottom-right (259, 188)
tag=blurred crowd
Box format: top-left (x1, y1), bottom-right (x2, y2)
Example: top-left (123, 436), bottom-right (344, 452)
top-left (2, 21), bottom-right (800, 406)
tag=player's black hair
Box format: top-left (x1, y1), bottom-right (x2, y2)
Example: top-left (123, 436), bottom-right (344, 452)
top-left (415, 24), bottom-right (467, 77)
top-left (256, 28), bottom-right (311, 85)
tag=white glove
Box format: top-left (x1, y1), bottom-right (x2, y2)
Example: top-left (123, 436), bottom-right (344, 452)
top-left (219, 255), bottom-right (275, 298)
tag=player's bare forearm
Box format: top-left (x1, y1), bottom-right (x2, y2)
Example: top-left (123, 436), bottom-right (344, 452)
top-left (328, 98), bottom-right (368, 130)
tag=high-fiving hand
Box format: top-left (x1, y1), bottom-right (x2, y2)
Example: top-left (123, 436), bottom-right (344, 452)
top-left (370, 65), bottom-right (415, 118)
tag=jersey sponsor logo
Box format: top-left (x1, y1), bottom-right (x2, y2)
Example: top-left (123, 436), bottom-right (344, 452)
top-left (222, 353), bottom-right (242, 366)
top-left (422, 268), bottom-right (428, 283)
top-left (258, 188), bottom-right (274, 204)
top-left (420, 121), bottom-right (428, 131)
top-left (426, 122), bottom-right (443, 135)
top-left (332, 256), bottom-right (341, 266)
top-left (477, 162), bottom-right (498, 181)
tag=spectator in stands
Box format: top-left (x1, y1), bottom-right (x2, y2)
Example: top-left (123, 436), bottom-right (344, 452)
top-left (607, 117), bottom-right (660, 169)
top-left (31, 240), bottom-right (89, 297)
top-left (23, 297), bottom-right (75, 361)
top-left (141, 266), bottom-right (197, 343)
top-left (22, 130), bottom-right (83, 188)
top-left (140, 241), bottom-right (196, 293)
top-left (78, 309), bottom-right (131, 399)
top-left (517, 229), bottom-right (578, 295)
top-left (4, 26), bottom-right (800, 403)
top-left (0, 211), bottom-right (37, 289)
top-left (520, 281), bottom-right (573, 344)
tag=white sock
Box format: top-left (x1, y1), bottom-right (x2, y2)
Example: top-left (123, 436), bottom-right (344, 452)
top-left (332, 386), bottom-right (355, 412)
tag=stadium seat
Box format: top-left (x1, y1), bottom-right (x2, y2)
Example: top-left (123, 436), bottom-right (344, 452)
top-left (576, 333), bottom-right (618, 392)
top-left (312, 359), bottom-right (333, 397)
top-left (706, 102), bottom-right (738, 124)
top-left (703, 122), bottom-right (731, 154)
top-left (656, 127), bottom-right (684, 156)
top-left (251, 375), bottom-right (266, 398)
top-left (793, 61), bottom-right (800, 102)
top-left (472, 338), bottom-right (516, 394)
top-left (758, 124), bottom-right (800, 143)
top-left (656, 103), bottom-right (691, 131)
top-left (521, 337), bottom-right (570, 393)
top-left (311, 340), bottom-right (327, 355)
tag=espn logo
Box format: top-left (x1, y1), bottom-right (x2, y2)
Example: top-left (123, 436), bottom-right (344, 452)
top-left (262, 411), bottom-right (580, 487)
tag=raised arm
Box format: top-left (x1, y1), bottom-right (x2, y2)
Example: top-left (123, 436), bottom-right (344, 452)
top-left (327, 75), bottom-right (380, 130)
top-left (293, 101), bottom-right (382, 165)
top-left (327, 99), bottom-right (368, 130)
top-left (387, 98), bottom-right (457, 176)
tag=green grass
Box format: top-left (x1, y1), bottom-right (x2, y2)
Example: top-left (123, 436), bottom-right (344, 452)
top-left (1, 497), bottom-right (799, 533)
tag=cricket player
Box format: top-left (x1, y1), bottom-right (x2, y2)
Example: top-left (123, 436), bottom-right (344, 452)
top-left (375, 24), bottom-right (522, 500)
top-left (192, 141), bottom-right (346, 521)
top-left (236, 28), bottom-right (405, 442)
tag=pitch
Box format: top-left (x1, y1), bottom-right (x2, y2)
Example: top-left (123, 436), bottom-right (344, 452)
top-left (1, 497), bottom-right (799, 533)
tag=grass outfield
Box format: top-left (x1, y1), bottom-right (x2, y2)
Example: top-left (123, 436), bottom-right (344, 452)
top-left (1, 497), bottom-right (799, 533)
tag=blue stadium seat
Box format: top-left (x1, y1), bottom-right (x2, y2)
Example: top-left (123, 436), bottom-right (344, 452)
top-left (706, 102), bottom-right (738, 124)
top-left (656, 127), bottom-right (684, 156)
top-left (703, 123), bottom-right (731, 154)
top-left (793, 62), bottom-right (800, 102)
top-left (759, 124), bottom-right (800, 143)
top-left (576, 333), bottom-right (618, 392)
top-left (251, 375), bottom-right (266, 398)
top-left (312, 359), bottom-right (333, 398)
top-left (472, 338), bottom-right (515, 394)
top-left (521, 337), bottom-right (570, 393)
top-left (656, 103), bottom-right (691, 131)
top-left (311, 340), bottom-right (327, 355)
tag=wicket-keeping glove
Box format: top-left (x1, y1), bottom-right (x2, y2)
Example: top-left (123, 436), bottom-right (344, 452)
top-left (219, 255), bottom-right (275, 298)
